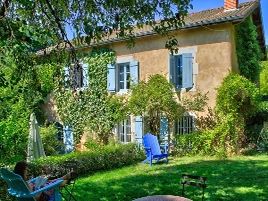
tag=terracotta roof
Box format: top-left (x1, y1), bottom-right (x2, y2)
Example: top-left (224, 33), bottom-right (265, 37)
top-left (101, 0), bottom-right (259, 43)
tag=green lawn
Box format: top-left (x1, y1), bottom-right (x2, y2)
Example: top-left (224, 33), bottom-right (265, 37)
top-left (70, 154), bottom-right (268, 201)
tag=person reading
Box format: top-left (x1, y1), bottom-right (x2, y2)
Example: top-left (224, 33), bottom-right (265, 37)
top-left (14, 161), bottom-right (77, 201)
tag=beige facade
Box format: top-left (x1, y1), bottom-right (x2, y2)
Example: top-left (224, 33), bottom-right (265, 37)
top-left (109, 23), bottom-right (238, 111)
top-left (42, 22), bottom-right (240, 149)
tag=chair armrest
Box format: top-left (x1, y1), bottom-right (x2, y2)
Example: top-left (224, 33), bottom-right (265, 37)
top-left (29, 178), bottom-right (63, 197)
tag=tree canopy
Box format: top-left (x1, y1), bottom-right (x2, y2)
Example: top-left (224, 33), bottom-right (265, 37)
top-left (1, 0), bottom-right (192, 57)
top-left (0, 0), bottom-right (192, 162)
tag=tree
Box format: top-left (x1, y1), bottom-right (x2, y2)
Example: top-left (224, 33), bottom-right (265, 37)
top-left (128, 74), bottom-right (184, 139)
top-left (1, 0), bottom-right (192, 57)
top-left (260, 61), bottom-right (268, 95)
top-left (0, 0), bottom-right (192, 160)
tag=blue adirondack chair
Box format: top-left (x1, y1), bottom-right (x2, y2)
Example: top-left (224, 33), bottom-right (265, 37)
top-left (143, 133), bottom-right (168, 166)
top-left (0, 168), bottom-right (63, 201)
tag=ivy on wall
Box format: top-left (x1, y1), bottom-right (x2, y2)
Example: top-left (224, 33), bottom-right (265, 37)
top-left (235, 16), bottom-right (261, 82)
top-left (55, 48), bottom-right (127, 144)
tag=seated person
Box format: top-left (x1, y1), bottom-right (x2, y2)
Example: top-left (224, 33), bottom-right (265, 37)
top-left (14, 161), bottom-right (77, 201)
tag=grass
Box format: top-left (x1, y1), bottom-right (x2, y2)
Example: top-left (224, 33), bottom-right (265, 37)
top-left (70, 154), bottom-right (268, 201)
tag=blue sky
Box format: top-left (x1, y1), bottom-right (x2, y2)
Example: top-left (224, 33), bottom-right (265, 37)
top-left (191, 0), bottom-right (268, 45)
top-left (67, 0), bottom-right (267, 45)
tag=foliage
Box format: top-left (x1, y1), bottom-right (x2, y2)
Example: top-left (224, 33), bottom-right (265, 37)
top-left (176, 74), bottom-right (260, 156)
top-left (40, 124), bottom-right (64, 156)
top-left (195, 107), bottom-right (219, 130)
top-left (0, 15), bottom-right (65, 164)
top-left (182, 91), bottom-right (208, 112)
top-left (128, 74), bottom-right (184, 138)
top-left (216, 74), bottom-right (260, 120)
top-left (1, 0), bottom-right (192, 55)
top-left (72, 155), bottom-right (268, 201)
top-left (28, 143), bottom-right (144, 178)
top-left (260, 61), bottom-right (268, 95)
top-left (235, 17), bottom-right (261, 82)
top-left (55, 49), bottom-right (127, 144)
top-left (214, 74), bottom-right (260, 154)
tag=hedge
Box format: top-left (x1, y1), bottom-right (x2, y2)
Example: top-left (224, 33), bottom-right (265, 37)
top-left (29, 143), bottom-right (144, 178)
top-left (0, 143), bottom-right (144, 200)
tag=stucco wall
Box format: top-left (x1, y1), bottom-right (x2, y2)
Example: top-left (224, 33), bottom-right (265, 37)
top-left (109, 23), bottom-right (237, 113)
top-left (42, 23), bottom-right (238, 149)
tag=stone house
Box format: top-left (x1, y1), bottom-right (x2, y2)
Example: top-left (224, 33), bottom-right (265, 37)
top-left (44, 0), bottom-right (266, 149)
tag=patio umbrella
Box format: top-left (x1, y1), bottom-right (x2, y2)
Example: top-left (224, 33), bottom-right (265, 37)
top-left (27, 113), bottom-right (46, 162)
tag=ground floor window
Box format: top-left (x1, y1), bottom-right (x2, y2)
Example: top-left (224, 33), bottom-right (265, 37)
top-left (175, 115), bottom-right (195, 135)
top-left (118, 116), bottom-right (132, 143)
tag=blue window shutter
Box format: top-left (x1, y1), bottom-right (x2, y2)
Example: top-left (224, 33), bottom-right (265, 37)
top-left (182, 53), bottom-right (193, 89)
top-left (107, 64), bottom-right (116, 92)
top-left (160, 117), bottom-right (169, 142)
top-left (169, 55), bottom-right (176, 87)
top-left (82, 63), bottom-right (89, 88)
top-left (63, 125), bottom-right (74, 153)
top-left (64, 66), bottom-right (70, 88)
top-left (135, 116), bottom-right (143, 144)
top-left (130, 60), bottom-right (139, 85)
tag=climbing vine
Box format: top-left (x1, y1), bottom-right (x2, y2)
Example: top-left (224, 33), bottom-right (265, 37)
top-left (235, 16), bottom-right (261, 82)
top-left (55, 48), bottom-right (127, 144)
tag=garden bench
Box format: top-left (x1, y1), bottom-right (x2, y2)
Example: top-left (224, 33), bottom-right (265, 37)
top-left (181, 174), bottom-right (207, 201)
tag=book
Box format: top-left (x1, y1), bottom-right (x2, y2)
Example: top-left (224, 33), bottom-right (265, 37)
top-left (34, 176), bottom-right (48, 190)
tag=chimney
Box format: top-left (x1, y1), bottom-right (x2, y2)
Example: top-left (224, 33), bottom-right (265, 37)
top-left (224, 0), bottom-right (238, 11)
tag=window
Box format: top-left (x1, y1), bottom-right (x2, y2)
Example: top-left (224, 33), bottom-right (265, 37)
top-left (107, 60), bottom-right (139, 93)
top-left (175, 115), bottom-right (195, 135)
top-left (118, 117), bottom-right (132, 143)
top-left (64, 63), bottom-right (88, 89)
top-left (170, 53), bottom-right (193, 90)
top-left (118, 62), bottom-right (131, 90)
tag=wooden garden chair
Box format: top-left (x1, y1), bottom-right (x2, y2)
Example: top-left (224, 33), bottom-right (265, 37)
top-left (143, 133), bottom-right (168, 166)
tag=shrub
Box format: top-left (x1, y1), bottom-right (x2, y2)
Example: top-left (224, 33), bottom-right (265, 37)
top-left (40, 124), bottom-right (64, 156)
top-left (216, 74), bottom-right (260, 120)
top-left (235, 17), bottom-right (261, 82)
top-left (28, 143), bottom-right (144, 178)
top-left (260, 61), bottom-right (268, 95)
top-left (175, 74), bottom-right (261, 157)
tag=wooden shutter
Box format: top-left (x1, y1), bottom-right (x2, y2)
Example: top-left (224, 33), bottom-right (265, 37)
top-left (82, 63), bottom-right (89, 88)
top-left (182, 53), bottom-right (193, 89)
top-left (160, 116), bottom-right (169, 143)
top-left (107, 64), bottom-right (116, 92)
top-left (63, 125), bottom-right (74, 153)
top-left (135, 116), bottom-right (143, 145)
top-left (130, 60), bottom-right (139, 85)
top-left (169, 55), bottom-right (176, 88)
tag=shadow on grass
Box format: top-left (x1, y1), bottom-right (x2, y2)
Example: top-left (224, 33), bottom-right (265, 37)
top-left (72, 157), bottom-right (268, 201)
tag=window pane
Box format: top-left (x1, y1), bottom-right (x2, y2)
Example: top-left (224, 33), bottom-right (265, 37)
top-left (119, 82), bottom-right (124, 90)
top-left (117, 63), bottom-right (130, 90)
top-left (176, 116), bottom-right (194, 135)
top-left (176, 55), bottom-right (183, 88)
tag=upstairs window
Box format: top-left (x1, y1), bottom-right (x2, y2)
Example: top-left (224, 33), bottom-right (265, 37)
top-left (170, 53), bottom-right (193, 90)
top-left (64, 63), bottom-right (88, 89)
top-left (118, 62), bottom-right (131, 91)
top-left (107, 59), bottom-right (139, 93)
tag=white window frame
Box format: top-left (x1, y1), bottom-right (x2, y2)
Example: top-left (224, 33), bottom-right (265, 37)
top-left (117, 117), bottom-right (132, 143)
top-left (117, 62), bottom-right (130, 93)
